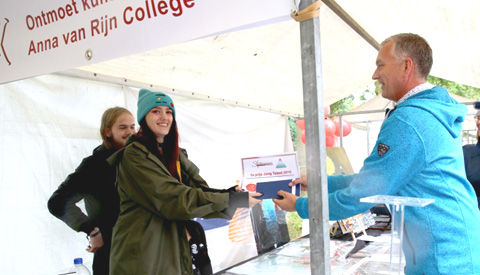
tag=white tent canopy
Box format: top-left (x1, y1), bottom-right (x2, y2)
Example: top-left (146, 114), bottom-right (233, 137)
top-left (3, 1), bottom-right (480, 116)
top-left (68, 0), bottom-right (480, 117)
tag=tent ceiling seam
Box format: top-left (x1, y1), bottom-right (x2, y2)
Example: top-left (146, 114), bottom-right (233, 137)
top-left (56, 69), bottom-right (300, 117)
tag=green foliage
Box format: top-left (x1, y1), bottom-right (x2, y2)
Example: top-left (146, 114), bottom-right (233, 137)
top-left (288, 117), bottom-right (298, 151)
top-left (287, 74), bottom-right (480, 150)
top-left (428, 76), bottom-right (480, 100)
top-left (330, 95), bottom-right (354, 114)
top-left (373, 81), bottom-right (382, 96)
top-left (286, 211), bottom-right (303, 240)
top-left (372, 76), bottom-right (480, 100)
top-left (359, 89), bottom-right (377, 101)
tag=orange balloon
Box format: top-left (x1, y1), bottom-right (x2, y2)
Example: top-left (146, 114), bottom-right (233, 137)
top-left (301, 130), bottom-right (306, 144)
top-left (296, 119), bottom-right (305, 130)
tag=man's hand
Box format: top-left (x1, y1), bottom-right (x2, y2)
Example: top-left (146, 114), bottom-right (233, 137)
top-left (272, 190), bottom-right (299, 212)
top-left (86, 227), bottom-right (104, 253)
top-left (289, 174), bottom-right (308, 191)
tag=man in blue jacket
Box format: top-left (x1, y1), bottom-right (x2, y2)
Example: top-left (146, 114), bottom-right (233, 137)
top-left (274, 33), bottom-right (480, 275)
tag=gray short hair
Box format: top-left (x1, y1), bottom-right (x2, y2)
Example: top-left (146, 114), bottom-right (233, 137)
top-left (381, 33), bottom-right (433, 78)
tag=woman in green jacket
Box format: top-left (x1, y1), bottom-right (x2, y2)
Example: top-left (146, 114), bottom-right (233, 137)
top-left (108, 89), bottom-right (261, 275)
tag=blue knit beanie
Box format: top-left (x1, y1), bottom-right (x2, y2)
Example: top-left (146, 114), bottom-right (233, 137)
top-left (137, 89), bottom-right (175, 123)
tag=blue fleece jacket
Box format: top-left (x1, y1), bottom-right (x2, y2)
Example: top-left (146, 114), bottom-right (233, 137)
top-left (296, 86), bottom-right (480, 275)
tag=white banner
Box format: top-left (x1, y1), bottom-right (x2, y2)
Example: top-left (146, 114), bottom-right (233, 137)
top-left (1, 0), bottom-right (292, 84)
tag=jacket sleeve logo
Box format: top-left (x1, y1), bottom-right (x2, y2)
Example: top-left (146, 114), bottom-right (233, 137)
top-left (377, 143), bottom-right (390, 157)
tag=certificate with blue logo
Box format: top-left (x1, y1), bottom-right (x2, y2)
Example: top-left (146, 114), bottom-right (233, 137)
top-left (241, 153), bottom-right (300, 198)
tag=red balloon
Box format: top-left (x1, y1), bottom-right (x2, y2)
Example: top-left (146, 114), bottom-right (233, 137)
top-left (296, 119), bottom-right (305, 130)
top-left (326, 135), bottom-right (335, 147)
top-left (334, 118), bottom-right (352, 137)
top-left (301, 130), bottom-right (306, 144)
top-left (324, 119), bottom-right (336, 137)
top-left (324, 105), bottom-right (331, 116)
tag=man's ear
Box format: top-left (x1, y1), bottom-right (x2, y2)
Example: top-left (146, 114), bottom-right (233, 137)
top-left (403, 57), bottom-right (414, 76)
top-left (105, 128), bottom-right (112, 138)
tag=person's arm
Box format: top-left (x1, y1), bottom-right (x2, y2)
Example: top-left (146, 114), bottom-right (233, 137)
top-left (275, 174), bottom-right (356, 219)
top-left (275, 116), bottom-right (426, 221)
top-left (295, 197), bottom-right (309, 219)
top-left (289, 174), bottom-right (356, 194)
top-left (48, 155), bottom-right (107, 252)
top-left (178, 150), bottom-right (261, 216)
top-left (118, 143), bottom-right (258, 221)
top-left (276, 174), bottom-right (354, 219)
top-left (47, 157), bottom-right (96, 235)
top-left (327, 116), bottom-right (426, 220)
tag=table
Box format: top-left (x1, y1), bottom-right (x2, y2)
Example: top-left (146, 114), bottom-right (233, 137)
top-left (216, 231), bottom-right (405, 275)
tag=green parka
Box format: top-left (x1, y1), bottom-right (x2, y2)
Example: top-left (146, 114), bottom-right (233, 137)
top-left (107, 139), bottom-right (248, 275)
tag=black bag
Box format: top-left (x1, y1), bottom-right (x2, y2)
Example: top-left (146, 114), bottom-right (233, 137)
top-left (185, 220), bottom-right (213, 275)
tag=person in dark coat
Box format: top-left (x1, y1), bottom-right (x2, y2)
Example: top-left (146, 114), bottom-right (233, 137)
top-left (48, 107), bottom-right (136, 275)
top-left (108, 89), bottom-right (262, 275)
top-left (462, 109), bottom-right (480, 208)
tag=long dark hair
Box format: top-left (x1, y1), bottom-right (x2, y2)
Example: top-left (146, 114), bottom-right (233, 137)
top-left (136, 116), bottom-right (180, 181)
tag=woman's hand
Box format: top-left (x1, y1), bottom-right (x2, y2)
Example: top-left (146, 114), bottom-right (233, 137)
top-left (235, 184), bottom-right (243, 192)
top-left (248, 192), bottom-right (262, 208)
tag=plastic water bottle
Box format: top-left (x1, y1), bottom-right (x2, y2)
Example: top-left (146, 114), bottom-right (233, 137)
top-left (71, 258), bottom-right (91, 275)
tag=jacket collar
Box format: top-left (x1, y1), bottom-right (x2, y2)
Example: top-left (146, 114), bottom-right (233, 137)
top-left (131, 141), bottom-right (172, 177)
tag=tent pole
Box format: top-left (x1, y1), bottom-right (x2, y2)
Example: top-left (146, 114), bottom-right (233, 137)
top-left (321, 0), bottom-right (380, 50)
top-left (339, 116), bottom-right (343, 147)
top-left (366, 121), bottom-right (371, 157)
top-left (298, 1), bottom-right (330, 274)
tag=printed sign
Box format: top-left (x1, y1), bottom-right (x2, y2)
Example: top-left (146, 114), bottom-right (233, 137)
top-left (0, 0), bottom-right (292, 84)
top-left (241, 152), bottom-right (300, 194)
